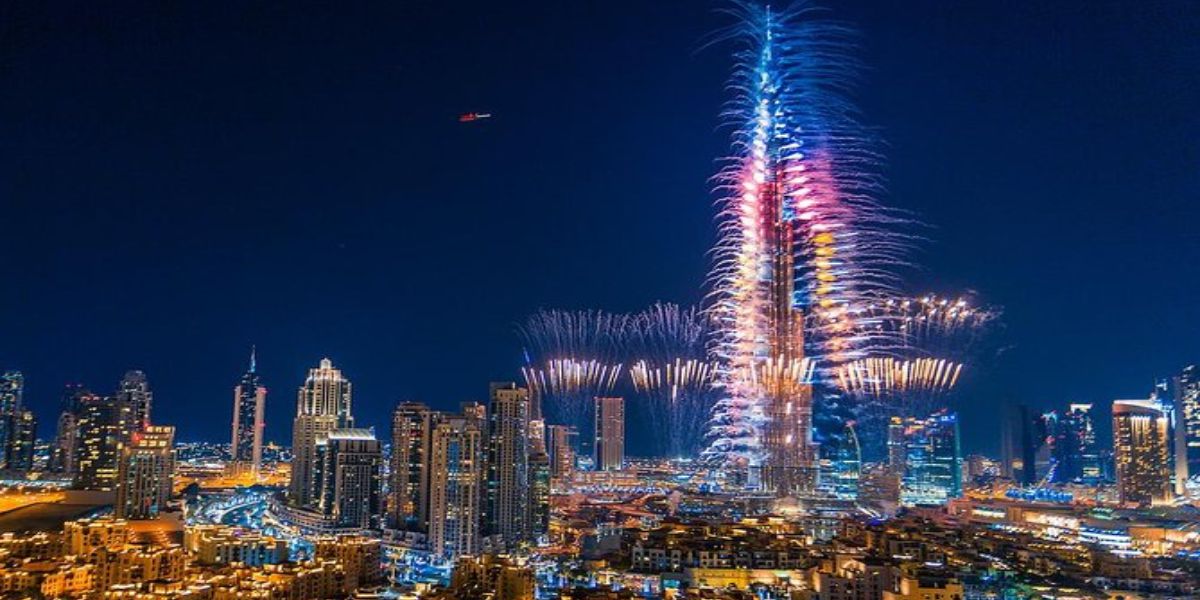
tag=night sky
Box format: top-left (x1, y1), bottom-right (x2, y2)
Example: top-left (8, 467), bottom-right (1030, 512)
top-left (2, 1), bottom-right (1197, 455)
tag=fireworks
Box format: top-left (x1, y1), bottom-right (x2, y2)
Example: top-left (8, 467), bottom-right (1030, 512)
top-left (704, 3), bottom-right (910, 477)
top-left (856, 294), bottom-right (1000, 359)
top-left (834, 357), bottom-right (963, 399)
top-left (625, 304), bottom-right (717, 457)
top-left (518, 310), bottom-right (631, 431)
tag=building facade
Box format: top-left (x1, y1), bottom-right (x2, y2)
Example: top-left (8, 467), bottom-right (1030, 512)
top-left (1112, 398), bottom-right (1173, 506)
top-left (290, 358), bottom-right (353, 508)
top-left (486, 383), bottom-right (530, 549)
top-left (314, 429), bottom-right (382, 529)
top-left (115, 426), bottom-right (176, 519)
top-left (389, 402), bottom-right (437, 531)
top-left (428, 416), bottom-right (485, 560)
top-left (594, 396), bottom-right (625, 472)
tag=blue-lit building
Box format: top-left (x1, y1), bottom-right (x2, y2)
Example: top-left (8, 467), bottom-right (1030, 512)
top-left (896, 410), bottom-right (962, 506)
top-left (1042, 403), bottom-right (1101, 484)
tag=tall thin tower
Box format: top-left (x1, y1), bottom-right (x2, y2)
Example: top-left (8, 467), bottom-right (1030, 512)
top-left (230, 347), bottom-right (267, 479)
top-left (706, 4), bottom-right (904, 495)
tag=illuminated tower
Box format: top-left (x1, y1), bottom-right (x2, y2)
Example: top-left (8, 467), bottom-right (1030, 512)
top-left (704, 4), bottom-right (910, 496)
top-left (290, 358), bottom-right (353, 508)
top-left (1112, 398), bottom-right (1173, 506)
top-left (115, 425), bottom-right (176, 519)
top-left (428, 415), bottom-right (485, 560)
top-left (896, 411), bottom-right (962, 506)
top-left (485, 382), bottom-right (531, 549)
top-left (389, 401), bottom-right (439, 531)
top-left (593, 397), bottom-right (625, 472)
top-left (230, 347), bottom-right (267, 479)
top-left (116, 370), bottom-right (153, 434)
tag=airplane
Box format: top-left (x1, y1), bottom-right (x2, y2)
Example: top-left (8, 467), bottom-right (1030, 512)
top-left (458, 112), bottom-right (492, 123)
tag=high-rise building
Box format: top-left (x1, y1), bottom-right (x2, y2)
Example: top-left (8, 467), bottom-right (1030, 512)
top-left (313, 429), bottom-right (382, 529)
top-left (593, 396), bottom-right (625, 472)
top-left (1112, 398), bottom-right (1174, 506)
top-left (895, 411), bottom-right (962, 506)
top-left (52, 385), bottom-right (90, 474)
top-left (0, 371), bottom-right (24, 470)
top-left (1042, 403), bottom-right (1100, 483)
top-left (230, 347), bottom-right (267, 479)
top-left (75, 394), bottom-right (131, 490)
top-left (389, 402), bottom-right (438, 531)
top-left (546, 425), bottom-right (574, 482)
top-left (428, 415), bottom-right (485, 560)
top-left (115, 370), bottom-right (153, 433)
top-left (115, 425), bottom-right (176, 519)
top-left (1177, 365), bottom-right (1200, 476)
top-left (486, 382), bottom-right (530, 549)
top-left (1000, 404), bottom-right (1041, 485)
top-left (6, 410), bottom-right (36, 471)
top-left (528, 450), bottom-right (551, 540)
top-left (290, 358), bottom-right (353, 508)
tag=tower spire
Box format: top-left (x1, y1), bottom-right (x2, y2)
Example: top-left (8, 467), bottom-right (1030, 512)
top-left (249, 345), bottom-right (257, 374)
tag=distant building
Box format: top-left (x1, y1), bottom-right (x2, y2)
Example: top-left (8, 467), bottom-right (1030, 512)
top-left (389, 401), bottom-right (437, 531)
top-left (546, 424), bottom-right (575, 482)
top-left (1177, 365), bottom-right (1200, 476)
top-left (0, 371), bottom-right (24, 470)
top-left (229, 347), bottom-right (267, 478)
top-left (593, 396), bottom-right (625, 472)
top-left (486, 382), bottom-right (531, 549)
top-left (6, 410), bottom-right (36, 471)
top-left (527, 450), bottom-right (551, 539)
top-left (1042, 403), bottom-right (1100, 483)
top-left (428, 415), bottom-right (485, 559)
top-left (115, 425), bottom-right (176, 519)
top-left (313, 429), bottom-right (382, 529)
top-left (1000, 403), bottom-right (1041, 485)
top-left (115, 370), bottom-right (153, 433)
top-left (1112, 398), bottom-right (1174, 506)
top-left (894, 411), bottom-right (962, 506)
top-left (290, 358), bottom-right (353, 509)
top-left (51, 384), bottom-right (89, 474)
top-left (75, 394), bottom-right (131, 490)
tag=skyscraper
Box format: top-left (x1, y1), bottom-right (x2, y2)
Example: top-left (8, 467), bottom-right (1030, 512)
top-left (75, 394), bottom-right (131, 490)
top-left (896, 411), bottom-right (962, 506)
top-left (52, 385), bottom-right (89, 474)
top-left (314, 429), bottom-right (382, 529)
top-left (230, 347), bottom-right (267, 479)
top-left (7, 410), bottom-right (36, 472)
top-left (1177, 365), bottom-right (1200, 476)
top-left (115, 425), bottom-right (176, 519)
top-left (290, 358), bottom-right (353, 508)
top-left (593, 396), bottom-right (624, 472)
top-left (527, 450), bottom-right (550, 540)
top-left (0, 372), bottom-right (21, 468)
top-left (1043, 403), bottom-right (1100, 483)
top-left (428, 415), bottom-right (485, 560)
top-left (1112, 398), bottom-right (1174, 506)
top-left (1000, 404), bottom-right (1040, 485)
top-left (116, 370), bottom-right (153, 433)
top-left (485, 382), bottom-right (530, 549)
top-left (389, 402), bottom-right (438, 531)
top-left (546, 424), bottom-right (574, 483)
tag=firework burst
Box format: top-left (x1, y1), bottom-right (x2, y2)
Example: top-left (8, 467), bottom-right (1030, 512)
top-left (625, 304), bottom-right (718, 457)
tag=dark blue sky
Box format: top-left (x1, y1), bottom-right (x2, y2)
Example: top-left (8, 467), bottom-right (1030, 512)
top-left (1, 1), bottom-right (1197, 454)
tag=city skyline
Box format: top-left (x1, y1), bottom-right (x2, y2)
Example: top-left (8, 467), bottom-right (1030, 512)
top-left (2, 2), bottom-right (1199, 455)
